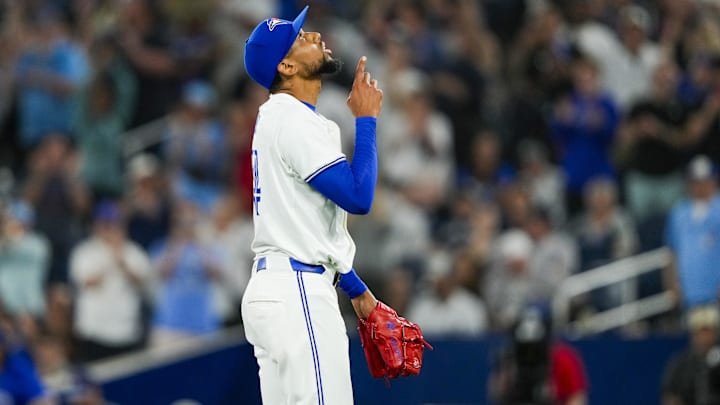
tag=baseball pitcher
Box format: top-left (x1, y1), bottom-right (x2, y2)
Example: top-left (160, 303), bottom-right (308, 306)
top-left (241, 6), bottom-right (430, 405)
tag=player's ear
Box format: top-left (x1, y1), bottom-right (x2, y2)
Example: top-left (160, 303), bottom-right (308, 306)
top-left (277, 59), bottom-right (298, 77)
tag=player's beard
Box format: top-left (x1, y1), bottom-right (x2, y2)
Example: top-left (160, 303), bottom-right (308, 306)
top-left (303, 55), bottom-right (343, 80)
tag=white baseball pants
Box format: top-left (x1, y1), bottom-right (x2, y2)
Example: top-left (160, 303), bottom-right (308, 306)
top-left (241, 255), bottom-right (353, 405)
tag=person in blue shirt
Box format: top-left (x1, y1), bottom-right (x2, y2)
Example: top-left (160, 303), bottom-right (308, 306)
top-left (151, 201), bottom-right (221, 340)
top-left (163, 81), bottom-right (227, 213)
top-left (15, 8), bottom-right (89, 148)
top-left (0, 331), bottom-right (51, 405)
top-left (550, 56), bottom-right (620, 215)
top-left (665, 155), bottom-right (720, 309)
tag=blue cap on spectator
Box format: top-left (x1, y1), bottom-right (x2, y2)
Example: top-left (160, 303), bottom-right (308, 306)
top-left (244, 6), bottom-right (309, 89)
top-left (94, 200), bottom-right (122, 223)
top-left (6, 200), bottom-right (34, 227)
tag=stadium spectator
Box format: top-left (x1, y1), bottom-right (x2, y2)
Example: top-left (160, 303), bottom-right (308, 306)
top-left (572, 177), bottom-right (638, 311)
top-left (407, 251), bottom-right (489, 336)
top-left (484, 229), bottom-right (536, 330)
top-left (437, 192), bottom-right (477, 250)
top-left (517, 139), bottom-right (566, 225)
top-left (391, 0), bottom-right (444, 72)
top-left (428, 0), bottom-right (495, 171)
top-left (124, 154), bottom-right (171, 251)
top-left (682, 64), bottom-right (720, 165)
top-left (74, 39), bottom-right (137, 200)
top-left (0, 329), bottom-right (52, 405)
top-left (525, 207), bottom-right (578, 304)
top-left (573, 177), bottom-right (638, 271)
top-left (614, 61), bottom-right (687, 224)
top-left (151, 202), bottom-right (221, 342)
top-left (70, 201), bottom-right (151, 362)
top-left (0, 201), bottom-right (49, 325)
top-left (349, 186), bottom-right (431, 279)
top-left (23, 135), bottom-right (90, 285)
top-left (582, 4), bottom-right (661, 109)
top-left (504, 4), bottom-right (570, 174)
top-left (33, 332), bottom-right (72, 398)
top-left (164, 80), bottom-right (227, 212)
top-left (380, 76), bottom-right (454, 211)
top-left (489, 308), bottom-right (588, 405)
top-left (550, 57), bottom-right (620, 214)
top-left (161, 1), bottom-right (218, 81)
top-left (117, 0), bottom-right (182, 128)
top-left (124, 153), bottom-right (172, 252)
top-left (14, 7), bottom-right (90, 149)
top-left (33, 332), bottom-right (105, 405)
top-left (497, 181), bottom-right (532, 230)
top-left (197, 195), bottom-right (253, 325)
top-left (464, 202), bottom-right (501, 280)
top-left (223, 93), bottom-right (262, 212)
top-left (664, 155), bottom-right (720, 310)
top-left (381, 268), bottom-right (414, 318)
top-left (662, 305), bottom-right (720, 405)
top-left (459, 130), bottom-right (515, 205)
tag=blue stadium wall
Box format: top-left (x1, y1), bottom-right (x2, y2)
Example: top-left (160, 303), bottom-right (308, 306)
top-left (102, 335), bottom-right (687, 405)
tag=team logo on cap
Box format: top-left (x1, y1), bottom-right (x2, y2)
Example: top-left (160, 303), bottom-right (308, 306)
top-left (266, 18), bottom-right (290, 31)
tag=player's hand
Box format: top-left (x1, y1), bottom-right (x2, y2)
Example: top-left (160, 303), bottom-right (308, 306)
top-left (347, 56), bottom-right (383, 118)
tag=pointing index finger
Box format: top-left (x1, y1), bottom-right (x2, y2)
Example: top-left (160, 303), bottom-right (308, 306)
top-left (355, 56), bottom-right (367, 81)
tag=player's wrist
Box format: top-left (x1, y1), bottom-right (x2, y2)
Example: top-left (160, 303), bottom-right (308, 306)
top-left (351, 290), bottom-right (377, 320)
top-left (337, 268), bottom-right (368, 299)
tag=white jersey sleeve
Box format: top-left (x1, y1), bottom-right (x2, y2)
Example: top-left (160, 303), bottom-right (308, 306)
top-left (276, 111), bottom-right (346, 182)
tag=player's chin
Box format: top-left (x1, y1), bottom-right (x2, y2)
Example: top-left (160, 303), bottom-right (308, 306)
top-left (319, 57), bottom-right (343, 75)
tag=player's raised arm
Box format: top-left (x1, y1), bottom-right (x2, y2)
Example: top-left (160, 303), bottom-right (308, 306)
top-left (347, 56), bottom-right (383, 118)
top-left (307, 56), bottom-right (382, 215)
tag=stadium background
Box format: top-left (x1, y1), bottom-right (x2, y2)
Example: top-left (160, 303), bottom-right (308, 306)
top-left (0, 0), bottom-right (719, 404)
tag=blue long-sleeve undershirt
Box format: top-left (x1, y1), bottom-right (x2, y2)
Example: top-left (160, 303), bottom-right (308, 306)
top-left (308, 117), bottom-right (377, 215)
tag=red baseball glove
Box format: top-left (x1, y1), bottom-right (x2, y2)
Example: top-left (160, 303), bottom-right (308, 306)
top-left (357, 301), bottom-right (432, 379)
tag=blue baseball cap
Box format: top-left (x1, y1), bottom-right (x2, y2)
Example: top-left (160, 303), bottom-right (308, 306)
top-left (5, 200), bottom-right (34, 226)
top-left (244, 6), bottom-right (309, 89)
top-left (94, 200), bottom-right (123, 223)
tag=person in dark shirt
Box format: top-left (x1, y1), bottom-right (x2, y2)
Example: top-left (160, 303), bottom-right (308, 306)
top-left (489, 308), bottom-right (588, 405)
top-left (663, 305), bottom-right (720, 405)
top-left (615, 61), bottom-right (688, 223)
top-left (22, 135), bottom-right (90, 285)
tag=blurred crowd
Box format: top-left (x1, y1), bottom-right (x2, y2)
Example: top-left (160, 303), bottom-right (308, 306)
top-left (0, 0), bottom-right (718, 403)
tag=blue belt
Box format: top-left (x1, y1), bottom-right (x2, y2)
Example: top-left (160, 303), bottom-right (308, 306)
top-left (256, 257), bottom-right (325, 274)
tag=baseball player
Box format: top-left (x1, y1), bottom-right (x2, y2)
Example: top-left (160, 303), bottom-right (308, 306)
top-left (241, 6), bottom-right (383, 405)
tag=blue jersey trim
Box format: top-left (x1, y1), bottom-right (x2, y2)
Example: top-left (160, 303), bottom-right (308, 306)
top-left (297, 272), bottom-right (325, 404)
top-left (301, 101), bottom-right (317, 112)
top-left (304, 156), bottom-right (347, 182)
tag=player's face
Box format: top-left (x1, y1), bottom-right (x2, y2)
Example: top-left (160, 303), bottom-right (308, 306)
top-left (285, 29), bottom-right (342, 79)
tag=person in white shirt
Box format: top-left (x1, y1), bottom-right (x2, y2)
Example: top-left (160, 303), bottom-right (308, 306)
top-left (577, 4), bottom-right (661, 109)
top-left (407, 251), bottom-right (488, 337)
top-left (196, 195), bottom-right (254, 325)
top-left (70, 201), bottom-right (151, 362)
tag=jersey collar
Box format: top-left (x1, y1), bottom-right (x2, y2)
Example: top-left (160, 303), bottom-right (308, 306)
top-left (301, 101), bottom-right (316, 112)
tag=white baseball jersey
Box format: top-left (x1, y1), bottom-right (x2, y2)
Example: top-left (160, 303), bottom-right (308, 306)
top-left (250, 92), bottom-right (355, 273)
